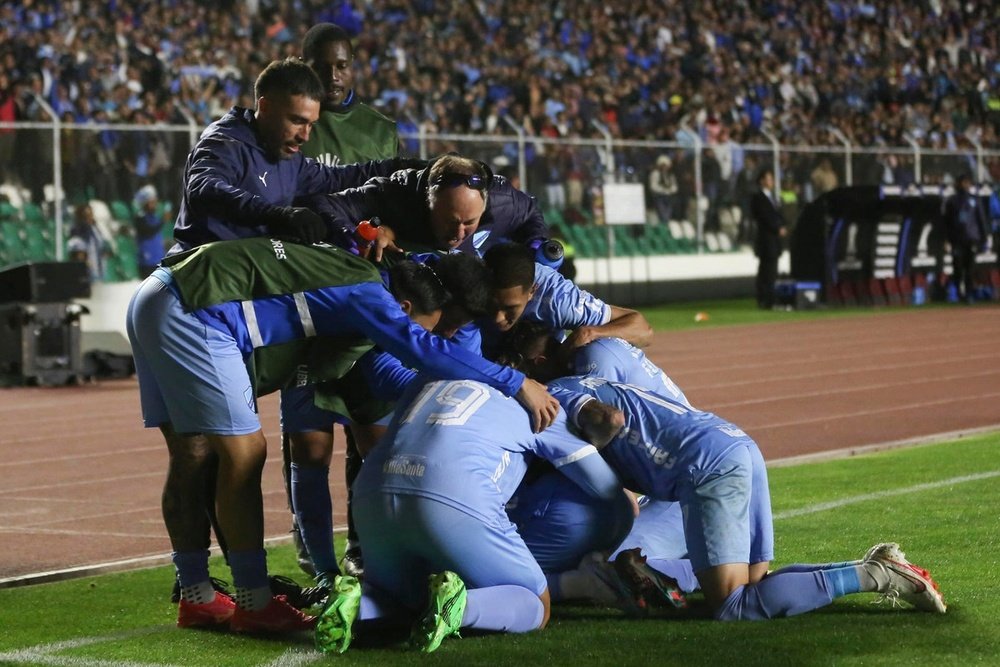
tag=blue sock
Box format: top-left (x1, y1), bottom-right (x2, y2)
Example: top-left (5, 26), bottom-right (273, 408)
top-left (645, 557), bottom-right (700, 593)
top-left (461, 586), bottom-right (544, 633)
top-left (716, 568), bottom-right (838, 620)
top-left (173, 550), bottom-right (210, 588)
top-left (228, 549), bottom-right (269, 590)
top-left (290, 463), bottom-right (339, 575)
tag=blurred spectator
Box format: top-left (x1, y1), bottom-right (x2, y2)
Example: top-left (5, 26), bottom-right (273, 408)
top-left (943, 172), bottom-right (989, 303)
top-left (810, 158), bottom-right (840, 197)
top-left (132, 184), bottom-right (166, 279)
top-left (649, 154), bottom-right (678, 224)
top-left (67, 203), bottom-right (112, 282)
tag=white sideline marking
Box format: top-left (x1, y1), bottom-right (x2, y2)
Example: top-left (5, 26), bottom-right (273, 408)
top-left (264, 649), bottom-right (325, 666)
top-left (774, 470), bottom-right (1000, 520)
top-left (0, 627), bottom-right (182, 667)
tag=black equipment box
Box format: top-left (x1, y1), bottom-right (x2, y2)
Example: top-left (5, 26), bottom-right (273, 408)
top-left (0, 262), bottom-right (91, 304)
top-left (0, 302), bottom-right (86, 386)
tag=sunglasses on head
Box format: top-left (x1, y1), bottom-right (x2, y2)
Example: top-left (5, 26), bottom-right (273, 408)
top-left (431, 161), bottom-right (494, 191)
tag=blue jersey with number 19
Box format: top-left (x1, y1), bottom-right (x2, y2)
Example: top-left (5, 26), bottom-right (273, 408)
top-left (355, 378), bottom-right (613, 524)
top-left (548, 376), bottom-right (754, 500)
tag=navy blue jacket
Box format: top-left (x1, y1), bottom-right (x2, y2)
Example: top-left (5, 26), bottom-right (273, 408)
top-left (170, 107), bottom-right (405, 254)
top-left (308, 160), bottom-right (549, 256)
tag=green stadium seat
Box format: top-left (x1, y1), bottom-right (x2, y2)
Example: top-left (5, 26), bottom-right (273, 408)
top-left (0, 201), bottom-right (17, 221)
top-left (113, 234), bottom-right (140, 280)
top-left (21, 202), bottom-right (45, 223)
top-left (24, 225), bottom-right (52, 261)
top-left (110, 200), bottom-right (133, 223)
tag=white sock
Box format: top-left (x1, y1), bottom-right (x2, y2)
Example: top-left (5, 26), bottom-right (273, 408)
top-left (234, 586), bottom-right (272, 611)
top-left (180, 581), bottom-right (216, 605)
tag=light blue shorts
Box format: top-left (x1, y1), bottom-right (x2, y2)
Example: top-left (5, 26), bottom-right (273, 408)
top-left (678, 442), bottom-right (774, 572)
top-left (354, 492), bottom-right (547, 609)
top-left (126, 270), bottom-right (259, 435)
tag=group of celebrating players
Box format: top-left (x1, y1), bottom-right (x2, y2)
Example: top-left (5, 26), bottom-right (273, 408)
top-left (126, 24), bottom-right (946, 655)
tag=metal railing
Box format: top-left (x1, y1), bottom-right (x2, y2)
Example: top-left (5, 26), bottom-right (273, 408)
top-left (0, 118), bottom-right (998, 274)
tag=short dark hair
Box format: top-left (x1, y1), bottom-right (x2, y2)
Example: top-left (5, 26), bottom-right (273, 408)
top-left (302, 23), bottom-right (353, 61)
top-left (254, 58), bottom-right (325, 102)
top-left (483, 242), bottom-right (535, 290)
top-left (388, 260), bottom-right (450, 316)
top-left (435, 253), bottom-right (494, 318)
top-left (495, 319), bottom-right (555, 370)
top-left (756, 167), bottom-right (773, 185)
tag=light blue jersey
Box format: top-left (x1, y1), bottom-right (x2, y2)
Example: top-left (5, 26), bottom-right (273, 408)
top-left (572, 338), bottom-right (689, 407)
top-left (355, 378), bottom-right (618, 524)
top-left (548, 376), bottom-right (752, 500)
top-left (523, 263), bottom-right (611, 333)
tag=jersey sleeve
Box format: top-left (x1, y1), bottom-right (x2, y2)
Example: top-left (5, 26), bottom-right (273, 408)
top-left (531, 411), bottom-right (620, 500)
top-left (341, 284), bottom-right (526, 397)
top-left (359, 348), bottom-right (417, 402)
top-left (530, 264), bottom-right (612, 330)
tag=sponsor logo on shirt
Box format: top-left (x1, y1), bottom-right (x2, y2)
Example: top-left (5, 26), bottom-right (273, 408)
top-left (490, 451), bottom-right (511, 485)
top-left (624, 427), bottom-right (677, 469)
top-left (258, 171), bottom-right (268, 187)
top-left (271, 238), bottom-right (288, 260)
top-left (295, 364), bottom-right (309, 388)
top-left (383, 455), bottom-right (426, 477)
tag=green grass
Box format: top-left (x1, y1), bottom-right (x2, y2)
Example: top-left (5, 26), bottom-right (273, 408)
top-left (639, 297), bottom-right (955, 331)
top-left (3, 433), bottom-right (998, 666)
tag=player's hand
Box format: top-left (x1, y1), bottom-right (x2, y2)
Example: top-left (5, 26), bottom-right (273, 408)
top-left (561, 326), bottom-right (599, 351)
top-left (267, 206), bottom-right (327, 245)
top-left (515, 378), bottom-right (560, 433)
top-left (369, 224), bottom-right (404, 262)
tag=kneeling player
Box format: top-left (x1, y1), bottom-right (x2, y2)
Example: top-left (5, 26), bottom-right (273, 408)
top-left (314, 377), bottom-right (626, 653)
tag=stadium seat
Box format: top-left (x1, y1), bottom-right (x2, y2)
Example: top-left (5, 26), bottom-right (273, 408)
top-left (21, 202), bottom-right (45, 224)
top-left (113, 234), bottom-right (140, 281)
top-left (0, 183), bottom-right (25, 208)
top-left (0, 201), bottom-right (17, 221)
top-left (24, 225), bottom-right (53, 261)
top-left (110, 200), bottom-right (133, 223)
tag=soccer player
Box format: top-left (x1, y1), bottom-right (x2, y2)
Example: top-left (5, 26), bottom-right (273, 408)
top-left (292, 23), bottom-right (403, 580)
top-left (126, 238), bottom-right (558, 633)
top-left (499, 319), bottom-right (694, 609)
top-left (313, 377), bottom-right (626, 654)
top-left (169, 58), bottom-right (413, 254)
top-left (547, 376), bottom-right (947, 620)
top-left (481, 242), bottom-right (653, 358)
top-left (284, 253), bottom-right (495, 591)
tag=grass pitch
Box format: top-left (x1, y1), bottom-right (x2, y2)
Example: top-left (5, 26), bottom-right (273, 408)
top-left (1, 432), bottom-right (997, 666)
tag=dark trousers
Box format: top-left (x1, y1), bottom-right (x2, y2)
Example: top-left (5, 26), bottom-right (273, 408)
top-left (952, 243), bottom-right (978, 300)
top-left (756, 249), bottom-right (779, 308)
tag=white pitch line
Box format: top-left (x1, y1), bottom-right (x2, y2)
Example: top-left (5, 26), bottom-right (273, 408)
top-left (264, 649), bottom-right (325, 667)
top-left (774, 470), bottom-right (1000, 520)
top-left (0, 627), bottom-right (182, 667)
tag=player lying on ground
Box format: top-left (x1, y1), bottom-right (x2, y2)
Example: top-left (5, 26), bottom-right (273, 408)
top-left (313, 377), bottom-right (628, 653)
top-left (546, 375), bottom-right (947, 620)
top-left (126, 238), bottom-right (558, 634)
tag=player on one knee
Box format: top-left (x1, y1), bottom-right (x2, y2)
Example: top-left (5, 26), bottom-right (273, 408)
top-left (548, 376), bottom-right (947, 620)
top-left (314, 376), bottom-right (626, 654)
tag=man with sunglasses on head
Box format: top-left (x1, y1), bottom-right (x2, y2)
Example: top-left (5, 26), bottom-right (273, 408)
top-left (309, 154), bottom-right (550, 261)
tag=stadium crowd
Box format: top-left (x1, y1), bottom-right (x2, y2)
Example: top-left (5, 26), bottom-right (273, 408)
top-left (1, 0), bottom-right (997, 147)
